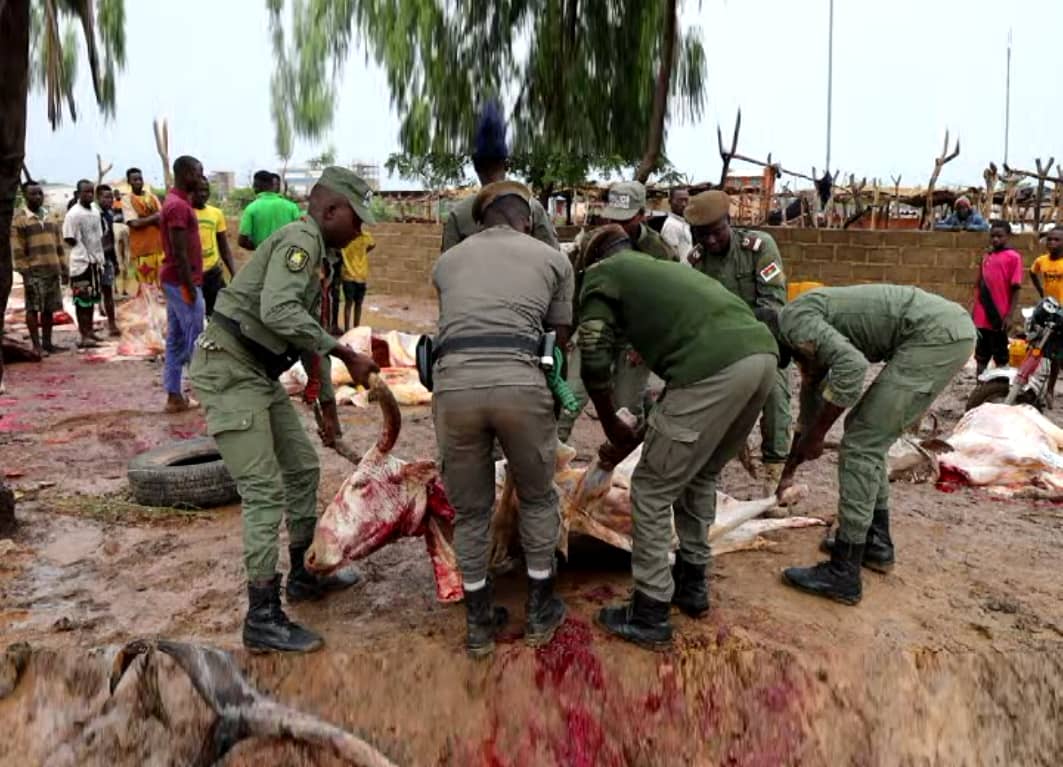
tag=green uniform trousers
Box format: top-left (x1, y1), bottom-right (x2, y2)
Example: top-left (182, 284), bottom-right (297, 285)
top-left (557, 333), bottom-right (652, 443)
top-left (630, 353), bottom-right (777, 602)
top-left (836, 337), bottom-right (974, 543)
top-left (760, 366), bottom-right (792, 463)
top-left (433, 384), bottom-right (560, 584)
top-left (188, 341), bottom-right (320, 581)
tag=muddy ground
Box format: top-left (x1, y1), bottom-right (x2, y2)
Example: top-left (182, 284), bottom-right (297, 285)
top-left (0, 293), bottom-right (1061, 766)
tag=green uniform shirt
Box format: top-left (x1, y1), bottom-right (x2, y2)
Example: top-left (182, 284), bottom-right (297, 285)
top-left (691, 228), bottom-right (785, 312)
top-left (578, 250), bottom-right (777, 391)
top-left (634, 222), bottom-right (677, 262)
top-left (212, 217), bottom-right (338, 400)
top-left (779, 285), bottom-right (976, 412)
top-left (441, 194), bottom-right (559, 253)
top-left (238, 192), bottom-right (302, 248)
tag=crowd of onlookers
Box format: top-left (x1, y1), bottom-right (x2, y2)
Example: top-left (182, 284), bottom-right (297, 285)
top-left (8, 163), bottom-right (376, 408)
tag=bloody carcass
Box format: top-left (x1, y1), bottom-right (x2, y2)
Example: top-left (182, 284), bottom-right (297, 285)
top-left (306, 379), bottom-right (822, 603)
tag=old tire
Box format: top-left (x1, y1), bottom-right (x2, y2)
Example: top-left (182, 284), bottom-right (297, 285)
top-left (965, 380), bottom-right (1041, 412)
top-left (127, 437), bottom-right (239, 509)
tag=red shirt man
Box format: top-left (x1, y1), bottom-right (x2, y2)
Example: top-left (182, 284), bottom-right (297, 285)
top-left (158, 155), bottom-right (206, 413)
top-left (160, 187), bottom-right (204, 288)
top-left (972, 221), bottom-right (1024, 374)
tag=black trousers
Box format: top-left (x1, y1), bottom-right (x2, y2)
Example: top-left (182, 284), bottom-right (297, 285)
top-left (975, 328), bottom-right (1009, 366)
top-left (202, 266), bottom-right (225, 317)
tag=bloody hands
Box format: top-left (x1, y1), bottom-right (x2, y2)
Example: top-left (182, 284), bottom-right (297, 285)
top-left (334, 346), bottom-right (380, 389)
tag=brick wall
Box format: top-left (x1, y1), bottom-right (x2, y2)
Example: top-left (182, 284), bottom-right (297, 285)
top-left (226, 220), bottom-right (1044, 308)
top-left (765, 227), bottom-right (1041, 307)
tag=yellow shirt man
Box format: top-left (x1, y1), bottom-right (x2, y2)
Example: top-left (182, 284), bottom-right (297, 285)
top-left (196, 204), bottom-right (228, 272)
top-left (340, 230), bottom-right (375, 329)
top-left (1031, 253), bottom-right (1063, 302)
top-left (341, 230), bottom-right (375, 284)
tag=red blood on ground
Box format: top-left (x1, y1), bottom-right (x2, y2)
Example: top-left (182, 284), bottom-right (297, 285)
top-left (534, 617), bottom-right (603, 691)
top-left (936, 465), bottom-right (969, 493)
top-left (580, 584), bottom-right (619, 602)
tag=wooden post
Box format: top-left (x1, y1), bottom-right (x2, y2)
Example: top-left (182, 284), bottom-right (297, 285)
top-left (870, 178), bottom-right (881, 230)
top-left (1034, 157), bottom-right (1055, 231)
top-left (888, 174), bottom-right (901, 229)
top-left (717, 110), bottom-right (741, 188)
top-left (95, 154), bottom-right (112, 188)
top-left (982, 163), bottom-right (998, 221)
top-left (153, 118), bottom-right (172, 190)
top-left (922, 130), bottom-right (960, 229)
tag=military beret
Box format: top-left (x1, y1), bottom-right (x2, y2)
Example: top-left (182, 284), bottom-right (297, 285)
top-left (317, 166), bottom-right (376, 224)
top-left (473, 180), bottom-right (532, 222)
top-left (582, 224), bottom-right (631, 267)
top-left (685, 190), bottom-right (732, 227)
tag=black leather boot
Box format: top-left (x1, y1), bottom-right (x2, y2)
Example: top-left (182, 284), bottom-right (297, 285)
top-left (285, 544), bottom-right (361, 603)
top-left (783, 539), bottom-right (864, 605)
top-left (596, 590), bottom-right (673, 650)
top-left (525, 575), bottom-right (566, 647)
top-left (243, 575), bottom-right (324, 653)
top-left (671, 555), bottom-right (710, 618)
top-left (465, 582), bottom-right (509, 658)
top-left (820, 509), bottom-right (895, 574)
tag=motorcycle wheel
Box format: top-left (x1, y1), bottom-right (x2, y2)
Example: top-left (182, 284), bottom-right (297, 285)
top-left (965, 379), bottom-right (1042, 411)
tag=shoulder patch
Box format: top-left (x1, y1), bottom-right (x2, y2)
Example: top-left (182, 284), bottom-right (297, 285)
top-left (285, 246), bottom-right (310, 272)
top-left (759, 261), bottom-right (782, 282)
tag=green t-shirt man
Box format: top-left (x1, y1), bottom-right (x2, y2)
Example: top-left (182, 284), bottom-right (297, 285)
top-left (238, 191), bottom-right (302, 249)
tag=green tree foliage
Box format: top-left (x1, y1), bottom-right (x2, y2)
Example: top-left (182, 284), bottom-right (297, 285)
top-left (307, 146), bottom-right (338, 169)
top-left (384, 151), bottom-right (469, 190)
top-left (269, 0), bottom-right (706, 188)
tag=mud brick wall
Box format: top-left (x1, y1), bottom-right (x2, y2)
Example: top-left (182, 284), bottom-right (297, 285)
top-left (228, 221), bottom-right (1045, 308)
top-left (765, 228), bottom-right (1042, 308)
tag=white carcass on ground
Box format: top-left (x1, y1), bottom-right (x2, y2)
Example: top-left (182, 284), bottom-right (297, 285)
top-left (306, 378), bottom-right (824, 603)
top-left (937, 403), bottom-right (1063, 498)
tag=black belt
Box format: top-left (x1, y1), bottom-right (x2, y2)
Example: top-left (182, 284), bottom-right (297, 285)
top-left (212, 311), bottom-right (300, 380)
top-left (434, 334), bottom-right (540, 360)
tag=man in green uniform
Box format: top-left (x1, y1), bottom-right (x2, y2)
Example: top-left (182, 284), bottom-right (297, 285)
top-left (774, 285), bottom-right (975, 605)
top-left (557, 182), bottom-right (678, 443)
top-left (686, 190), bottom-right (792, 495)
top-left (579, 225), bottom-right (779, 649)
top-left (189, 167), bottom-right (379, 653)
top-left (433, 181), bottom-right (574, 657)
top-left (237, 170), bottom-right (303, 251)
top-left (441, 102), bottom-right (558, 253)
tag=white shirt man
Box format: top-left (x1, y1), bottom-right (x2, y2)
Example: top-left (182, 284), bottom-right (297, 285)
top-left (661, 187), bottom-right (693, 265)
top-left (62, 196), bottom-right (105, 277)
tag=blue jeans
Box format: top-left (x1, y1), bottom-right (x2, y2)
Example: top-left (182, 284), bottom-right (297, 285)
top-left (162, 282), bottom-right (205, 396)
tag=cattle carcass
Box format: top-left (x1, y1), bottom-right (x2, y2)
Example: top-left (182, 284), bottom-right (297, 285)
top-left (306, 379), bottom-right (823, 603)
top-left (938, 403), bottom-right (1063, 498)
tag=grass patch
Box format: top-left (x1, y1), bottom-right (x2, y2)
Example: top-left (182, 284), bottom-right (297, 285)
top-left (51, 492), bottom-right (212, 524)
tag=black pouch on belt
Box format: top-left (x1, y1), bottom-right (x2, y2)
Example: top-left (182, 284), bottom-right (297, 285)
top-left (416, 335), bottom-right (435, 392)
top-left (212, 312), bottom-right (300, 380)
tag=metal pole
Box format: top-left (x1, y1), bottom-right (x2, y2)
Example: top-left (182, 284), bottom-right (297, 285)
top-left (1004, 28), bottom-right (1012, 165)
top-left (826, 0), bottom-right (834, 172)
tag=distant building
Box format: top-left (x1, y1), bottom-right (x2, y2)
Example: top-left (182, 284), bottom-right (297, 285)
top-left (209, 171), bottom-right (236, 199)
top-left (281, 161), bottom-right (381, 198)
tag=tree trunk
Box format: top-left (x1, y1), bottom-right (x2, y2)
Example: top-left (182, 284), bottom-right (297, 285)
top-left (0, 0), bottom-right (31, 391)
top-left (634, 0), bottom-right (678, 184)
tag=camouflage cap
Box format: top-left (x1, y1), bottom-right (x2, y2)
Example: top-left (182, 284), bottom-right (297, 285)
top-left (685, 190), bottom-right (732, 227)
top-left (473, 180), bottom-right (532, 222)
top-left (317, 166), bottom-right (376, 225)
top-left (600, 181), bottom-right (646, 221)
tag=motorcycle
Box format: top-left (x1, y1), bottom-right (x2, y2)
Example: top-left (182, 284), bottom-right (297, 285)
top-left (965, 296), bottom-right (1063, 411)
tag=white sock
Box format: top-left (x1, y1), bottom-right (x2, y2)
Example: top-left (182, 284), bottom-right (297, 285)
top-left (464, 578), bottom-right (487, 592)
top-left (527, 567), bottom-right (551, 580)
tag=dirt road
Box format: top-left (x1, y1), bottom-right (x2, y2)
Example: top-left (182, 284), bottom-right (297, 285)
top-left (1, 295), bottom-right (1061, 766)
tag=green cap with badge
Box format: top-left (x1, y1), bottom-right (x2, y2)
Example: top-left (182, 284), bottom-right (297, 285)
top-left (316, 165), bottom-right (376, 225)
top-left (600, 181), bottom-right (646, 221)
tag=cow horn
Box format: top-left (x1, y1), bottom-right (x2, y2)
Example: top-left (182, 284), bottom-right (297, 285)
top-left (368, 373), bottom-right (401, 453)
top-left (110, 639), bottom-right (398, 767)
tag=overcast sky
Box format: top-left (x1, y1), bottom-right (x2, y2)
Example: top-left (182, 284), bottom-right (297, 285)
top-left (24, 0), bottom-right (1062, 191)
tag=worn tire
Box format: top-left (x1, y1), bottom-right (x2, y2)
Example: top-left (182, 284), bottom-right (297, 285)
top-left (127, 437), bottom-right (239, 509)
top-left (965, 379), bottom-right (1041, 412)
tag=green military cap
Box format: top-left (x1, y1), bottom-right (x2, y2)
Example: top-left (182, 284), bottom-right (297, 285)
top-left (685, 190), bottom-right (732, 227)
top-left (472, 180), bottom-right (532, 222)
top-left (600, 181), bottom-right (646, 221)
top-left (316, 165), bottom-right (376, 225)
